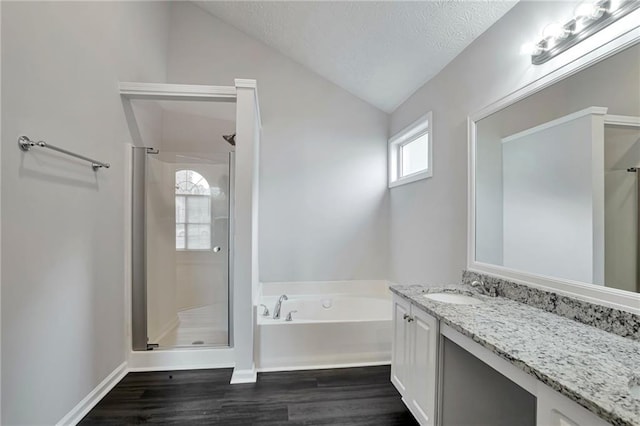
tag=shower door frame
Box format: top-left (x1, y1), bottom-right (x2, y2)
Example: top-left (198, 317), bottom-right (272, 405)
top-left (121, 80), bottom-right (260, 376)
top-left (121, 84), bottom-right (238, 362)
top-left (130, 147), bottom-right (150, 351)
top-left (131, 148), bottom-right (235, 351)
top-left (123, 83), bottom-right (237, 353)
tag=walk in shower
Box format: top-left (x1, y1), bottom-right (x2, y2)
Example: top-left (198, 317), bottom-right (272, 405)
top-left (132, 148), bottom-right (234, 350)
top-left (121, 80), bottom-right (260, 374)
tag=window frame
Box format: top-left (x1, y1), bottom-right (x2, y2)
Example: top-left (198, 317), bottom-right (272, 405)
top-left (388, 111), bottom-right (433, 188)
top-left (175, 169), bottom-right (213, 252)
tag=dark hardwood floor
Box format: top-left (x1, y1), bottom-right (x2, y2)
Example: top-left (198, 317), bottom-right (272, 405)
top-left (80, 365), bottom-right (418, 425)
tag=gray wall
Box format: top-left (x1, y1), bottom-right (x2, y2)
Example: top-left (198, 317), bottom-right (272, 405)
top-left (388, 0), bottom-right (593, 285)
top-left (1, 2), bottom-right (169, 424)
top-left (167, 2), bottom-right (390, 283)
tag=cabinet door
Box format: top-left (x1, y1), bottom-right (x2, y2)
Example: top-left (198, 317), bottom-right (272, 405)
top-left (409, 307), bottom-right (438, 426)
top-left (391, 295), bottom-right (411, 396)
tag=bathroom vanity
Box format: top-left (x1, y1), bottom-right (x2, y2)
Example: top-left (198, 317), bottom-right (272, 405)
top-left (401, 21), bottom-right (640, 426)
top-left (390, 283), bottom-right (639, 426)
top-left (388, 16), bottom-right (640, 426)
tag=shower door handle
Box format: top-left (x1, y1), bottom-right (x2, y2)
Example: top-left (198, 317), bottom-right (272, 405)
top-left (213, 246), bottom-right (221, 253)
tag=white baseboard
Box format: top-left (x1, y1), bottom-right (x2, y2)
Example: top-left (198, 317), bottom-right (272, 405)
top-left (230, 365), bottom-right (257, 384)
top-left (256, 360), bottom-right (390, 373)
top-left (54, 355), bottom-right (388, 424)
top-left (56, 362), bottom-right (128, 426)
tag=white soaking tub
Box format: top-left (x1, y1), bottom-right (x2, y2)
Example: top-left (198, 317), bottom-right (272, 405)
top-left (256, 280), bottom-right (392, 371)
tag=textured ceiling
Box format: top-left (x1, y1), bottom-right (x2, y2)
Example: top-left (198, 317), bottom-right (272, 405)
top-left (196, 1), bottom-right (518, 112)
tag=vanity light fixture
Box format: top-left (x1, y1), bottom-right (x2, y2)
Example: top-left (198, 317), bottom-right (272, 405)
top-left (524, 0), bottom-right (640, 65)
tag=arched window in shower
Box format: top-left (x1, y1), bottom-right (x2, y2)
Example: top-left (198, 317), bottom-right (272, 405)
top-left (132, 149), bottom-right (232, 351)
top-left (175, 169), bottom-right (212, 250)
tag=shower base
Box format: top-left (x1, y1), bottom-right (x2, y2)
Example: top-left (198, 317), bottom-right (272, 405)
top-left (157, 305), bottom-right (228, 348)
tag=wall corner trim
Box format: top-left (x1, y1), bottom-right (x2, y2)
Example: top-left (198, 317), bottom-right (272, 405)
top-left (119, 82), bottom-right (237, 102)
top-left (604, 114), bottom-right (640, 127)
top-left (235, 79), bottom-right (262, 129)
top-left (501, 106), bottom-right (609, 144)
top-left (234, 79), bottom-right (257, 89)
top-left (56, 362), bottom-right (128, 426)
top-left (230, 365), bottom-right (258, 384)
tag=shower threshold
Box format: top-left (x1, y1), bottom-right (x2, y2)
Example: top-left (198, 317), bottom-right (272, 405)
top-left (154, 304), bottom-right (228, 348)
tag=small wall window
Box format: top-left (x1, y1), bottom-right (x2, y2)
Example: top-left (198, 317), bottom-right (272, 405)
top-left (175, 169), bottom-right (211, 250)
top-left (388, 112), bottom-right (433, 188)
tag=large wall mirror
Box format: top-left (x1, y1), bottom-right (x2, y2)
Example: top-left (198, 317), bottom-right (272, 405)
top-left (470, 38), bottom-right (640, 309)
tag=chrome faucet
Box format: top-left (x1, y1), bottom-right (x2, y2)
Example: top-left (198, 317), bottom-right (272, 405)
top-left (273, 294), bottom-right (288, 319)
top-left (471, 280), bottom-right (497, 297)
top-left (285, 310), bottom-right (298, 322)
top-left (259, 304), bottom-right (270, 317)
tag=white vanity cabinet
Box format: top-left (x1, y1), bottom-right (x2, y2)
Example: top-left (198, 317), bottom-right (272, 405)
top-left (391, 295), bottom-right (439, 426)
top-left (392, 296), bottom-right (614, 426)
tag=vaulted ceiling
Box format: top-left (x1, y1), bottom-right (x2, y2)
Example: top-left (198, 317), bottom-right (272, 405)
top-left (196, 1), bottom-right (518, 113)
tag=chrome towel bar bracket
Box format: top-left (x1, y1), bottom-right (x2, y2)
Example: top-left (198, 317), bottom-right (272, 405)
top-left (18, 135), bottom-right (110, 171)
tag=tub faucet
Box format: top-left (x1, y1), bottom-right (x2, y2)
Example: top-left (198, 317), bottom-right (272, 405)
top-left (273, 294), bottom-right (288, 319)
top-left (259, 304), bottom-right (270, 317)
top-left (285, 310), bottom-right (298, 322)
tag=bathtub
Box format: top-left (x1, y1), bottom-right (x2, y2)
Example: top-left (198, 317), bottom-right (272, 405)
top-left (256, 280), bottom-right (392, 371)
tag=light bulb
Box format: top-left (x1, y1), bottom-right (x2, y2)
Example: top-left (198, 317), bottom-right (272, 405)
top-left (575, 2), bottom-right (595, 18)
top-left (520, 42), bottom-right (543, 56)
top-left (543, 22), bottom-right (570, 39)
top-left (575, 1), bottom-right (605, 20)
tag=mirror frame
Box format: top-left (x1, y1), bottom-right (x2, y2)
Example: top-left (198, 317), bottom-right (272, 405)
top-left (467, 16), bottom-right (640, 314)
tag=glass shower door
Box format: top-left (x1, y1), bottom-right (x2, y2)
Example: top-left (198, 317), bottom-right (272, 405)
top-left (133, 148), bottom-right (231, 350)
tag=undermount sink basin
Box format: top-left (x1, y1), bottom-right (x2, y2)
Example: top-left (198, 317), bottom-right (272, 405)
top-left (423, 293), bottom-right (483, 305)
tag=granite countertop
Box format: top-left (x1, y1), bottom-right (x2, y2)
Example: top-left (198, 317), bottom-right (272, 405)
top-left (390, 284), bottom-right (640, 426)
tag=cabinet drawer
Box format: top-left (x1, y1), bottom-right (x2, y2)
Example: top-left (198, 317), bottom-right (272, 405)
top-left (537, 384), bottom-right (610, 426)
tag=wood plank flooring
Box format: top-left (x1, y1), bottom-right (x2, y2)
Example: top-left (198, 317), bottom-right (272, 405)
top-left (80, 365), bottom-right (418, 425)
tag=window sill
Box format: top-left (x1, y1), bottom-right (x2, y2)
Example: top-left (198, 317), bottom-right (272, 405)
top-left (388, 169), bottom-right (432, 188)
